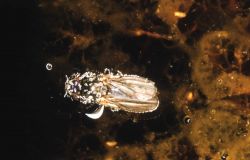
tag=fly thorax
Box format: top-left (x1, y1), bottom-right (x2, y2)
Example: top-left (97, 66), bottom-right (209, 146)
top-left (77, 72), bottom-right (99, 104)
top-left (77, 72), bottom-right (108, 104)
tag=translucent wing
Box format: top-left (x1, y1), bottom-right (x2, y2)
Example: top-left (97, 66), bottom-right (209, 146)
top-left (104, 75), bottom-right (159, 113)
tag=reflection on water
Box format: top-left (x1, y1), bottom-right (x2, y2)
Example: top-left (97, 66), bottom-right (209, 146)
top-left (20, 0), bottom-right (250, 159)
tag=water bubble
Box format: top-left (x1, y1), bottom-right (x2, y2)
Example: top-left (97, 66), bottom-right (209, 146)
top-left (183, 115), bottom-right (191, 124)
top-left (221, 153), bottom-right (228, 160)
top-left (217, 79), bottom-right (223, 85)
top-left (46, 63), bottom-right (53, 71)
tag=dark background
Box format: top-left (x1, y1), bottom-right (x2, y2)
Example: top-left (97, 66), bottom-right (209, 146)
top-left (1, 1), bottom-right (61, 159)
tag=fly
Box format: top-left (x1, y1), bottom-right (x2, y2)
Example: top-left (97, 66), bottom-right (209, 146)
top-left (64, 69), bottom-right (159, 119)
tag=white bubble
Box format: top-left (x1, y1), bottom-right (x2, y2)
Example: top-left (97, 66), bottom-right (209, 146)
top-left (46, 63), bottom-right (53, 70)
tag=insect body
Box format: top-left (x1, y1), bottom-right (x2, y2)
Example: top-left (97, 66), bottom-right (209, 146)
top-left (64, 69), bottom-right (159, 119)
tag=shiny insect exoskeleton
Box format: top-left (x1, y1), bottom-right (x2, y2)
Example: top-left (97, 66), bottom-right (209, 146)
top-left (64, 69), bottom-right (159, 119)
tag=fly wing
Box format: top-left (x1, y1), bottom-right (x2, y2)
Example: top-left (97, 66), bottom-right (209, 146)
top-left (105, 75), bottom-right (159, 113)
top-left (106, 97), bottom-right (159, 113)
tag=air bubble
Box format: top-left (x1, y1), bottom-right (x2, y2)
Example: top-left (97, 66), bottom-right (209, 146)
top-left (46, 63), bottom-right (53, 71)
top-left (221, 153), bottom-right (228, 160)
top-left (183, 115), bottom-right (191, 124)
